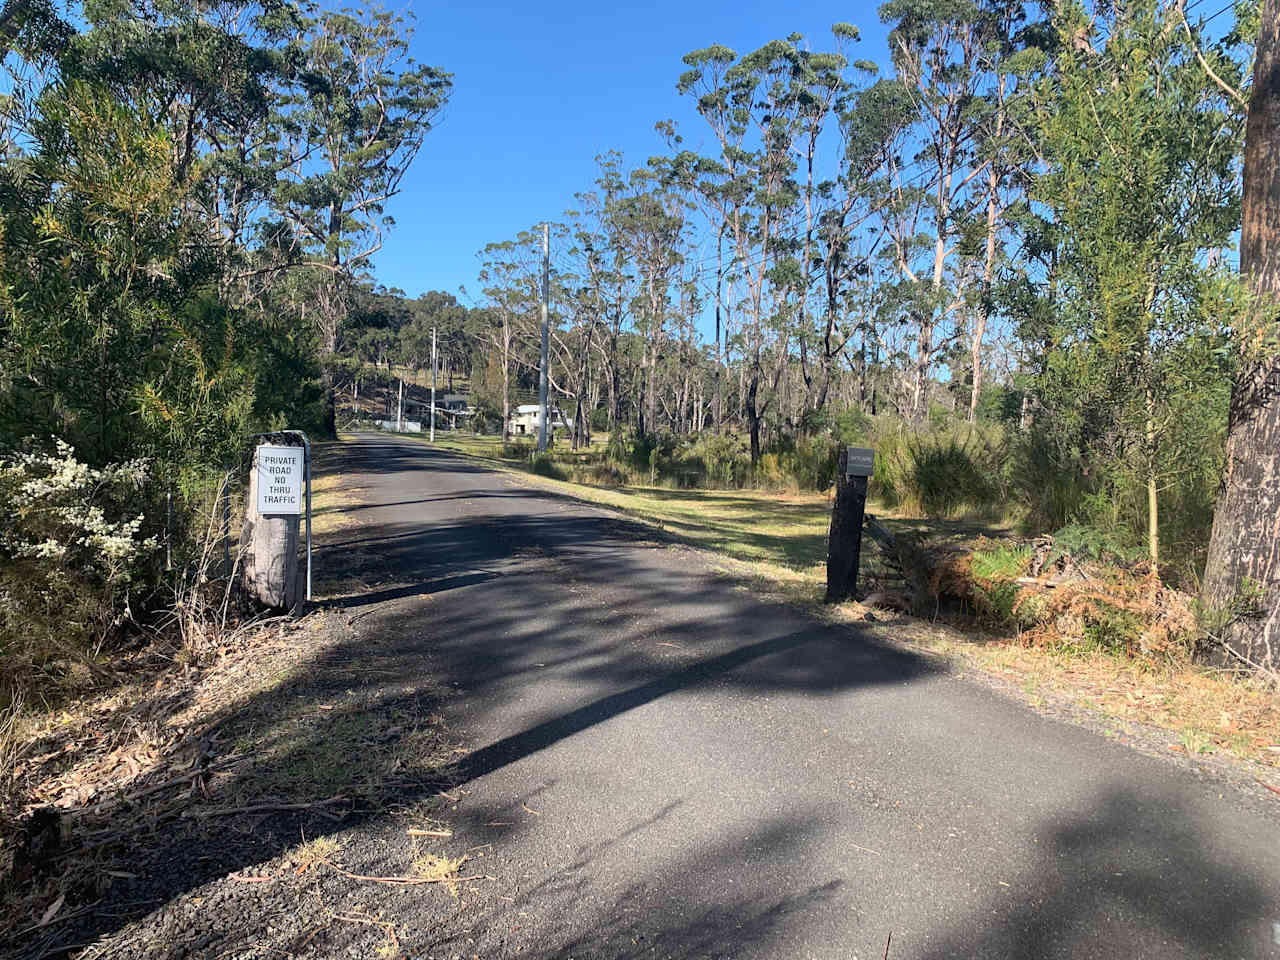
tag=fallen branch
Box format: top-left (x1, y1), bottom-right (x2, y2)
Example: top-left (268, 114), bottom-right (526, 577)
top-left (1014, 576), bottom-right (1062, 589)
top-left (71, 756), bottom-right (247, 817)
top-left (3, 905), bottom-right (100, 945)
top-left (320, 859), bottom-right (493, 886)
top-left (182, 796), bottom-right (346, 819)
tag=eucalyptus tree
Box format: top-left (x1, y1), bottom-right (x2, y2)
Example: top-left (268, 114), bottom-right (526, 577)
top-left (962, 0), bottom-right (1046, 421)
top-left (275, 4), bottom-right (451, 432)
top-left (613, 160), bottom-right (690, 438)
top-left (815, 68), bottom-right (914, 417)
top-left (678, 39), bottom-right (808, 462)
top-left (574, 153), bottom-right (638, 435)
top-left (789, 25), bottom-right (872, 420)
top-left (477, 236), bottom-right (542, 439)
top-left (878, 0), bottom-right (990, 419)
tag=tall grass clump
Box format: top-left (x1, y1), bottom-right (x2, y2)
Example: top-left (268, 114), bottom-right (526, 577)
top-left (865, 422), bottom-right (1005, 519)
top-left (528, 451), bottom-right (567, 480)
top-left (906, 433), bottom-right (1001, 518)
top-left (1007, 430), bottom-right (1088, 533)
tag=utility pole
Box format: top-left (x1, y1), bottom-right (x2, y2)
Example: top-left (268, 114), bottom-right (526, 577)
top-left (430, 326), bottom-right (437, 442)
top-left (396, 377), bottom-right (403, 432)
top-left (538, 221), bottom-right (551, 452)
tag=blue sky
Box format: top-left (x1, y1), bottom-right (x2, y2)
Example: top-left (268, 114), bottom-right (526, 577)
top-left (372, 0), bottom-right (899, 304)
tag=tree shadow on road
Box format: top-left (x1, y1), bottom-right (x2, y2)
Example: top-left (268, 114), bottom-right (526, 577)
top-left (911, 784), bottom-right (1277, 960)
top-left (408, 785), bottom-right (1277, 960)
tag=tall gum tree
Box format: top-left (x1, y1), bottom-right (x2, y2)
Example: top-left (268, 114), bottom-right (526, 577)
top-left (879, 0), bottom-right (988, 421)
top-left (678, 39), bottom-right (805, 463)
top-left (275, 4), bottom-right (450, 434)
top-left (1201, 0), bottom-right (1280, 673)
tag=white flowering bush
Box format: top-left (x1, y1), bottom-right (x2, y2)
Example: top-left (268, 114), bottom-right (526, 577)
top-left (0, 440), bottom-right (158, 697)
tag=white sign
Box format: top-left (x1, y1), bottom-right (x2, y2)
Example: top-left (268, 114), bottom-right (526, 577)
top-left (846, 447), bottom-right (876, 478)
top-left (256, 444), bottom-right (303, 515)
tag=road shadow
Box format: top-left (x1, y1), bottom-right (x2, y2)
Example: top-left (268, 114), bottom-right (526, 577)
top-left (911, 785), bottom-right (1278, 959)
top-left (405, 785), bottom-right (1278, 960)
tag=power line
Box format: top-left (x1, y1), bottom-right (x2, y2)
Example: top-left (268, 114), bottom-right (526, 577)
top-left (1197, 0), bottom-right (1237, 24)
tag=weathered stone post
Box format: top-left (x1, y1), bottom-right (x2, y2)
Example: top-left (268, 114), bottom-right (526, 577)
top-left (826, 446), bottom-right (875, 604)
top-left (240, 434), bottom-right (304, 610)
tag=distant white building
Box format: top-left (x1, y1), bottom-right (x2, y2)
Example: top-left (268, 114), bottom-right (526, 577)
top-left (508, 403), bottom-right (570, 436)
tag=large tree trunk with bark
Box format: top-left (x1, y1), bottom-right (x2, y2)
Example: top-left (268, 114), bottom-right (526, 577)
top-left (1200, 2), bottom-right (1280, 674)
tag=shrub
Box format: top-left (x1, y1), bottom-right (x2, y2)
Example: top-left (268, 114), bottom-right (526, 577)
top-left (0, 441), bottom-right (158, 702)
top-left (833, 408), bottom-right (873, 444)
top-left (528, 452), bottom-right (567, 480)
top-left (582, 462), bottom-right (627, 487)
top-left (791, 434), bottom-right (840, 490)
top-left (687, 434), bottom-right (749, 489)
top-left (1008, 431), bottom-right (1088, 533)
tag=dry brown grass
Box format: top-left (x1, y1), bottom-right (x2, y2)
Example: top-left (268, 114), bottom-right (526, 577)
top-left (309, 470), bottom-right (368, 536)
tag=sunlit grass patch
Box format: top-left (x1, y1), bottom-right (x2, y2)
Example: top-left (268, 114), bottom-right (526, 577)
top-left (411, 851), bottom-right (467, 897)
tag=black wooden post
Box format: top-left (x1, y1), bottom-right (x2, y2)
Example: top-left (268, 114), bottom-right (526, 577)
top-left (826, 446), bottom-right (873, 604)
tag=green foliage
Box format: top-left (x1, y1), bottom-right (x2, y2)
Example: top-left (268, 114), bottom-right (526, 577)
top-left (1006, 431), bottom-right (1087, 534)
top-left (969, 544), bottom-right (1032, 626)
top-left (1049, 523), bottom-right (1139, 566)
top-left (867, 423), bottom-right (1005, 520)
top-left (0, 441), bottom-right (158, 702)
top-left (0, 0), bottom-right (445, 705)
top-left (690, 434), bottom-right (751, 489)
top-left (905, 433), bottom-right (999, 519)
top-left (528, 451), bottom-right (567, 480)
top-left (580, 462), bottom-right (627, 487)
top-left (1025, 0), bottom-right (1245, 565)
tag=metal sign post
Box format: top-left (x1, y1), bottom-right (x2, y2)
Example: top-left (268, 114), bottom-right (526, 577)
top-left (826, 446), bottom-right (875, 603)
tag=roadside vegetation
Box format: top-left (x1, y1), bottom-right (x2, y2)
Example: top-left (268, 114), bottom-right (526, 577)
top-left (0, 0), bottom-right (452, 939)
top-left (0, 0), bottom-right (448, 706)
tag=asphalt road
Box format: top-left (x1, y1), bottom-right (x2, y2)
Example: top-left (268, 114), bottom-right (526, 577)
top-left (299, 433), bottom-right (1277, 960)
